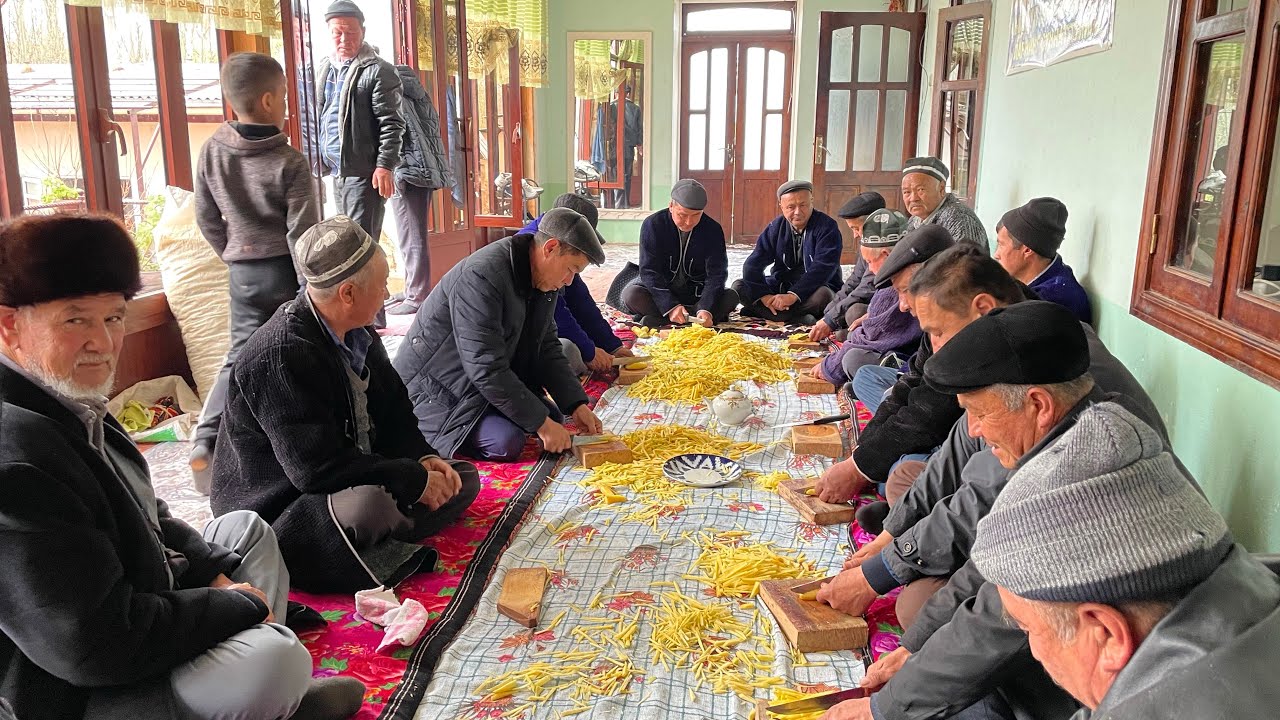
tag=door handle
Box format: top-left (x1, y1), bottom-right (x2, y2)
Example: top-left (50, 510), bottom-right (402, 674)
top-left (96, 109), bottom-right (127, 157)
top-left (814, 135), bottom-right (827, 166)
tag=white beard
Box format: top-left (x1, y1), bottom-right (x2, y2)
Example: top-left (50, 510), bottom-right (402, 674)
top-left (25, 358), bottom-right (115, 402)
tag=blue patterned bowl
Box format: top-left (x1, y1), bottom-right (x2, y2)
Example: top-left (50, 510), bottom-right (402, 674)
top-left (663, 453), bottom-right (743, 488)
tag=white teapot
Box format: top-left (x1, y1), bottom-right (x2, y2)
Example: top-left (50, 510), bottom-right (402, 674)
top-left (709, 384), bottom-right (754, 426)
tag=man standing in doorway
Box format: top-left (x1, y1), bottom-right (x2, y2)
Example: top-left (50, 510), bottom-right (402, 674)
top-left (608, 84), bottom-right (643, 209)
top-left (317, 0), bottom-right (404, 243)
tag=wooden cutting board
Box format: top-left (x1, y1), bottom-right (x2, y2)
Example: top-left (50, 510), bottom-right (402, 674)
top-left (616, 364), bottom-right (651, 385)
top-left (790, 423), bottom-right (844, 457)
top-left (792, 356), bottom-right (822, 372)
top-left (758, 578), bottom-right (869, 652)
top-left (796, 375), bottom-right (836, 394)
top-left (778, 478), bottom-right (858, 525)
top-left (572, 439), bottom-right (633, 468)
top-left (497, 568), bottom-right (548, 627)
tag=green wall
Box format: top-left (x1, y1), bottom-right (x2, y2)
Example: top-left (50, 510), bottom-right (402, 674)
top-left (535, 0), bottom-right (882, 243)
top-left (919, 0), bottom-right (1280, 550)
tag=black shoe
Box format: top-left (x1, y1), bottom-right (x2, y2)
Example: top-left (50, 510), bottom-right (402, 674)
top-left (189, 442), bottom-right (213, 496)
top-left (841, 381), bottom-right (858, 407)
top-left (640, 314), bottom-right (664, 328)
top-left (289, 677), bottom-right (365, 720)
top-left (385, 292), bottom-right (406, 306)
top-left (386, 300), bottom-right (419, 315)
top-left (285, 600), bottom-right (327, 633)
top-left (855, 501), bottom-right (891, 536)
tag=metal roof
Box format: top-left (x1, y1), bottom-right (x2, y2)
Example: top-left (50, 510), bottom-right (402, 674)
top-left (7, 63), bottom-right (223, 113)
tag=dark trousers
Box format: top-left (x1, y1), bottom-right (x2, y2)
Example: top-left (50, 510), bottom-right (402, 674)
top-left (196, 256), bottom-right (300, 446)
top-left (732, 280), bottom-right (834, 323)
top-left (331, 460), bottom-right (481, 546)
top-left (461, 397), bottom-right (563, 463)
top-left (391, 183), bottom-right (435, 306)
top-left (335, 175), bottom-right (387, 241)
top-left (621, 283), bottom-right (740, 324)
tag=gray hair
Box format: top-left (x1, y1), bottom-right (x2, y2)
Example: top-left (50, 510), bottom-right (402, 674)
top-left (989, 374), bottom-right (1095, 412)
top-left (1032, 597), bottom-right (1174, 643)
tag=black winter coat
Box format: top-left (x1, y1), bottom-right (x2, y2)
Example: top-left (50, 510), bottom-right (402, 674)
top-left (0, 365), bottom-right (265, 720)
top-left (211, 292), bottom-right (434, 592)
top-left (394, 234), bottom-right (589, 458)
top-left (314, 44), bottom-right (404, 178)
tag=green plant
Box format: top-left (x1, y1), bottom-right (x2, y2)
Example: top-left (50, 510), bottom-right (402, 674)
top-left (39, 177), bottom-right (80, 204)
top-left (132, 194), bottom-right (165, 272)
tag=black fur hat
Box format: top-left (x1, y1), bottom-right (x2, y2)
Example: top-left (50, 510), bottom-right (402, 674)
top-left (0, 213), bottom-right (142, 307)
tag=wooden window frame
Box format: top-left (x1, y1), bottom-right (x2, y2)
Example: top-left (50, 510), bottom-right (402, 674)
top-left (1131, 0), bottom-right (1280, 389)
top-left (928, 1), bottom-right (990, 204)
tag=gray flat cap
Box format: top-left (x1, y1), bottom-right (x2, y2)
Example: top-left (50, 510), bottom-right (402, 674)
top-left (296, 215), bottom-right (378, 289)
top-left (777, 179), bottom-right (814, 199)
top-left (552, 192), bottom-right (599, 229)
top-left (535, 207), bottom-right (606, 265)
top-left (324, 0), bottom-right (365, 23)
top-left (873, 224), bottom-right (956, 289)
top-left (671, 179), bottom-right (708, 211)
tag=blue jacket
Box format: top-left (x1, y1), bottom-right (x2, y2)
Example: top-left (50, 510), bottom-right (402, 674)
top-left (740, 210), bottom-right (843, 301)
top-left (637, 208), bottom-right (729, 314)
top-left (1029, 255), bottom-right (1092, 325)
top-left (522, 217), bottom-right (622, 359)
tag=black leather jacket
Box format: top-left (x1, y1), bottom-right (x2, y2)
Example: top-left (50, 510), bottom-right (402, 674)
top-left (314, 44), bottom-right (404, 178)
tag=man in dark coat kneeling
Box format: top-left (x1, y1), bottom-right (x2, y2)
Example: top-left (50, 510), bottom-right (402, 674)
top-left (212, 215), bottom-right (480, 593)
top-left (394, 207), bottom-right (606, 462)
top-left (0, 214), bottom-right (362, 720)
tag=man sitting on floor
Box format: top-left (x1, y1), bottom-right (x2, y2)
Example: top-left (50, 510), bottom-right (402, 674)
top-left (622, 179), bottom-right (739, 328)
top-left (994, 197), bottom-right (1092, 324)
top-left (974, 404), bottom-right (1279, 720)
top-left (212, 215), bottom-right (480, 593)
top-left (901, 156), bottom-right (989, 252)
top-left (395, 208), bottom-right (605, 462)
top-left (0, 214), bottom-right (362, 720)
top-left (522, 194), bottom-right (632, 376)
top-left (811, 209), bottom-right (920, 387)
top-left (815, 225), bottom-right (957, 503)
top-left (733, 180), bottom-right (843, 325)
top-left (810, 191), bottom-right (887, 343)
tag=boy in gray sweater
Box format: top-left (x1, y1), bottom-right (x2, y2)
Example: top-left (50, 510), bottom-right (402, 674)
top-left (190, 52), bottom-right (320, 491)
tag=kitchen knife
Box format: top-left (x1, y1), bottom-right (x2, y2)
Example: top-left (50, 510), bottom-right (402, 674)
top-left (765, 687), bottom-right (869, 714)
top-left (770, 413), bottom-right (851, 429)
top-left (788, 575), bottom-right (839, 595)
top-left (571, 434), bottom-right (617, 446)
top-left (610, 355), bottom-right (652, 367)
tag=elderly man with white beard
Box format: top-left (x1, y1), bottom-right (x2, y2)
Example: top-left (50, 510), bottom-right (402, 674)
top-left (0, 214), bottom-right (362, 720)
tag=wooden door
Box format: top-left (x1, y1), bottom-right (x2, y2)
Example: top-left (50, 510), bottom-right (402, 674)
top-left (730, 40), bottom-right (793, 244)
top-left (680, 37), bottom-right (793, 244)
top-left (812, 12), bottom-right (924, 263)
top-left (681, 39), bottom-right (739, 234)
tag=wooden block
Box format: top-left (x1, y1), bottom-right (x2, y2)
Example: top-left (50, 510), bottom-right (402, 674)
top-left (616, 364), bottom-right (651, 385)
top-left (797, 375), bottom-right (836, 394)
top-left (572, 439), bottom-right (633, 468)
top-left (758, 578), bottom-right (869, 652)
top-left (497, 567), bottom-right (548, 628)
top-left (792, 356), bottom-right (822, 372)
top-left (778, 478), bottom-right (858, 525)
top-left (790, 424), bottom-right (844, 458)
top-left (788, 339), bottom-right (823, 351)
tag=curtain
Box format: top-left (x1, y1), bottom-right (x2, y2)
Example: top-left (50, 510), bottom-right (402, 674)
top-left (416, 0), bottom-right (547, 88)
top-left (64, 0), bottom-right (280, 36)
top-left (574, 39), bottom-right (643, 101)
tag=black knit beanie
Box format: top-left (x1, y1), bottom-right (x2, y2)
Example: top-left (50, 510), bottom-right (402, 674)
top-left (999, 197), bottom-right (1068, 259)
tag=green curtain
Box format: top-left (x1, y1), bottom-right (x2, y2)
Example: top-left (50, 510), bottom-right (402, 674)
top-left (417, 0), bottom-right (547, 88)
top-left (574, 39), bottom-right (643, 101)
top-left (64, 0), bottom-right (280, 36)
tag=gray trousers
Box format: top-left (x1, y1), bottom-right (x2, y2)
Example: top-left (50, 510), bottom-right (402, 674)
top-left (390, 183), bottom-right (435, 306)
top-left (330, 460), bottom-right (482, 547)
top-left (89, 511), bottom-right (312, 720)
top-left (335, 175), bottom-right (387, 242)
top-left (560, 339), bottom-right (589, 377)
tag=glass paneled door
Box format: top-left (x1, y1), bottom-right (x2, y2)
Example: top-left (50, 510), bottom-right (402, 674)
top-left (812, 12), bottom-right (924, 263)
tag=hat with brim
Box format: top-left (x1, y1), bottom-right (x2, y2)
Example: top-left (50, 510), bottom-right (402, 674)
top-left (535, 207), bottom-right (606, 265)
top-left (873, 224), bottom-right (955, 289)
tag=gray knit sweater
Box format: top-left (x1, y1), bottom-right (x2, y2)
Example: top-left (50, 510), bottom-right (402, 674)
top-left (194, 123), bottom-right (319, 264)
